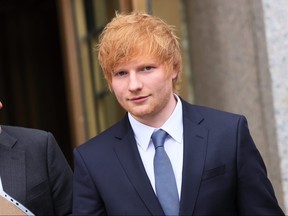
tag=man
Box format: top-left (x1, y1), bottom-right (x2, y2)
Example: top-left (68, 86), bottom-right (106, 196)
top-left (73, 12), bottom-right (284, 215)
top-left (0, 100), bottom-right (73, 215)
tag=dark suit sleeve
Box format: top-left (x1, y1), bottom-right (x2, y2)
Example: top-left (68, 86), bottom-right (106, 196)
top-left (47, 132), bottom-right (73, 216)
top-left (236, 116), bottom-right (284, 215)
top-left (73, 148), bottom-right (107, 215)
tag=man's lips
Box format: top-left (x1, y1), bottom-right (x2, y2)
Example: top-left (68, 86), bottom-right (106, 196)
top-left (129, 95), bottom-right (149, 102)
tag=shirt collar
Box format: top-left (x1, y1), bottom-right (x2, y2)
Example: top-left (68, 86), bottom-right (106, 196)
top-left (161, 95), bottom-right (183, 144)
top-left (128, 94), bottom-right (183, 151)
top-left (128, 113), bottom-right (155, 151)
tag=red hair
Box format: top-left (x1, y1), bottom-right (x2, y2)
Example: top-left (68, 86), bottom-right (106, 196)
top-left (97, 12), bottom-right (182, 92)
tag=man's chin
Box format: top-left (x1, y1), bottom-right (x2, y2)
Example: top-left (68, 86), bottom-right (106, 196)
top-left (129, 108), bottom-right (152, 119)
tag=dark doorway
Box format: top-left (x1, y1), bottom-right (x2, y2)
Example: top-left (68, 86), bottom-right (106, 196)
top-left (0, 0), bottom-right (72, 165)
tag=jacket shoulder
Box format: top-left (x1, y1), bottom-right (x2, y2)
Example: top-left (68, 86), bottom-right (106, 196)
top-left (76, 115), bottom-right (129, 152)
top-left (192, 104), bottom-right (241, 118)
top-left (1, 125), bottom-right (55, 150)
top-left (181, 99), bottom-right (245, 129)
top-left (2, 125), bottom-right (49, 136)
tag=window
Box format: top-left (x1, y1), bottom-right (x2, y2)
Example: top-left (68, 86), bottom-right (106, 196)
top-left (73, 0), bottom-right (124, 138)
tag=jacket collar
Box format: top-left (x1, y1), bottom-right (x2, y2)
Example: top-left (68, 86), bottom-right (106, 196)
top-left (0, 126), bottom-right (17, 149)
top-left (113, 115), bottom-right (165, 215)
top-left (0, 125), bottom-right (26, 205)
top-left (179, 98), bottom-right (208, 215)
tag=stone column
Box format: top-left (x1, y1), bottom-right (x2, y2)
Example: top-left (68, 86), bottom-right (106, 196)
top-left (262, 0), bottom-right (288, 211)
top-left (182, 0), bottom-right (284, 210)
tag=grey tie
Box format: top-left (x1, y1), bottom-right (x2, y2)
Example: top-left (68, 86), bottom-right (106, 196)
top-left (152, 129), bottom-right (179, 216)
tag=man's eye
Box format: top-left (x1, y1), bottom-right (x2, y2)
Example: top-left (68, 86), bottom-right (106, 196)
top-left (115, 71), bottom-right (127, 76)
top-left (143, 66), bottom-right (153, 71)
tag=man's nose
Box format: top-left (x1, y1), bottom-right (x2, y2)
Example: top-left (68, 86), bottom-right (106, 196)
top-left (128, 73), bottom-right (143, 91)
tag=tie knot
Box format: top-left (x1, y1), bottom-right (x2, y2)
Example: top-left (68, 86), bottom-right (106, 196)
top-left (151, 129), bottom-right (168, 149)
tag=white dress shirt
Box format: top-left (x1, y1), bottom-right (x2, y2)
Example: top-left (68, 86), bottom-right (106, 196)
top-left (128, 95), bottom-right (184, 197)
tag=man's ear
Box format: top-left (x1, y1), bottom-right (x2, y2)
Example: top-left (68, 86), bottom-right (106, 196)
top-left (172, 66), bottom-right (178, 79)
top-left (108, 83), bottom-right (113, 93)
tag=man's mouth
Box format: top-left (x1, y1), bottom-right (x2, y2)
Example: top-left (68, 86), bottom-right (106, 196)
top-left (129, 95), bottom-right (149, 102)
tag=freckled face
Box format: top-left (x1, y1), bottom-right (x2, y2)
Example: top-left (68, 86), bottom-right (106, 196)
top-left (111, 56), bottom-right (177, 126)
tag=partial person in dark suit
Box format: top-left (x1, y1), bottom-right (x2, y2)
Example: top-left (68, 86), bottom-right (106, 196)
top-left (0, 100), bottom-right (73, 215)
top-left (73, 12), bottom-right (284, 215)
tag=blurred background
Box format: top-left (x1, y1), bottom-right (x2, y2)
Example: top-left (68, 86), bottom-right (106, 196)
top-left (0, 0), bottom-right (287, 213)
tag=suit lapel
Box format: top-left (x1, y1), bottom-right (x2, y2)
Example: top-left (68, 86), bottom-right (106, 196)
top-left (0, 127), bottom-right (26, 204)
top-left (179, 100), bottom-right (208, 215)
top-left (113, 117), bottom-right (164, 215)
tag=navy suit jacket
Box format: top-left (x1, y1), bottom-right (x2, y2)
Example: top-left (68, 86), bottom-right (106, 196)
top-left (0, 125), bottom-right (73, 215)
top-left (73, 99), bottom-right (284, 215)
